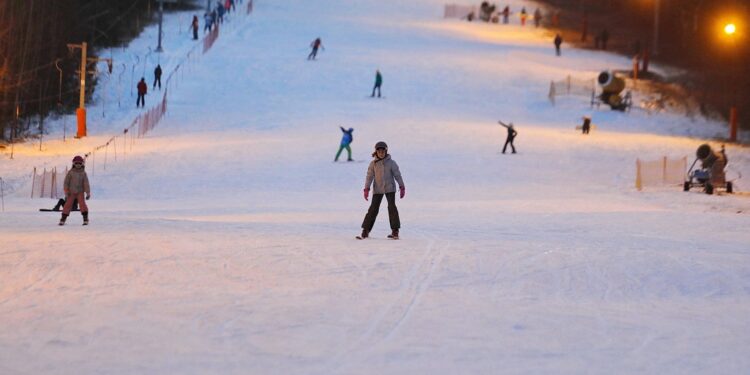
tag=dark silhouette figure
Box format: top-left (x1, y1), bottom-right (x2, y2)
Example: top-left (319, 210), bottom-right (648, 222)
top-left (498, 120), bottom-right (517, 154)
top-left (600, 29), bottom-right (610, 50)
top-left (308, 38), bottom-right (323, 60)
top-left (371, 70), bottom-right (383, 98)
top-left (581, 116), bottom-right (591, 134)
top-left (554, 34), bottom-right (563, 56)
top-left (153, 65), bottom-right (162, 90)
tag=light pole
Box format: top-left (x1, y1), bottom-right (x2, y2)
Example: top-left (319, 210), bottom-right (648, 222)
top-left (67, 42), bottom-right (88, 138)
top-left (653, 0), bottom-right (660, 56)
top-left (725, 23), bottom-right (738, 142)
top-left (156, 0), bottom-right (165, 52)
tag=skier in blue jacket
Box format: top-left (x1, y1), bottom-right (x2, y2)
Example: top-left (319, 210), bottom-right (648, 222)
top-left (335, 127), bottom-right (354, 162)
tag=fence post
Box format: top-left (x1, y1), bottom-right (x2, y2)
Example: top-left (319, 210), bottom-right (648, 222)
top-left (31, 167), bottom-right (37, 199)
top-left (1, 177), bottom-right (4, 212)
top-left (662, 156), bottom-right (667, 183)
top-left (635, 159), bottom-right (642, 191)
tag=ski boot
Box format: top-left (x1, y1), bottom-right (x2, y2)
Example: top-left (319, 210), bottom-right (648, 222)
top-left (387, 229), bottom-right (399, 240)
top-left (356, 229), bottom-right (369, 240)
top-left (82, 212), bottom-right (89, 226)
top-left (59, 213), bottom-right (68, 226)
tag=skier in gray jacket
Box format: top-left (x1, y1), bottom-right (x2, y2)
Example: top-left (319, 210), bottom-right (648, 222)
top-left (358, 141), bottom-right (405, 240)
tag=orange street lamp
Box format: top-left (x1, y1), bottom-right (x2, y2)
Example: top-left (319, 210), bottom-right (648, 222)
top-left (725, 23), bottom-right (737, 35)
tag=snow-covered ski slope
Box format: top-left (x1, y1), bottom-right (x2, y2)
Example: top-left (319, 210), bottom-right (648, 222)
top-left (2, 0), bottom-right (750, 374)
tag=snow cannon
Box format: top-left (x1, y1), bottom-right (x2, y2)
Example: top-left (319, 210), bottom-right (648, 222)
top-left (683, 144), bottom-right (732, 195)
top-left (597, 71), bottom-right (629, 111)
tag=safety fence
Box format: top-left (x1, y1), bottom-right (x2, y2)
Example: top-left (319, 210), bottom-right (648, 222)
top-left (31, 167), bottom-right (68, 199)
top-left (635, 156), bottom-right (687, 191)
top-left (22, 1), bottom-right (255, 199)
top-left (548, 76), bottom-right (596, 105)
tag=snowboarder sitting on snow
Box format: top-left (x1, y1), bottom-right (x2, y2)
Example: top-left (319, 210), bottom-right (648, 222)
top-left (359, 142), bottom-right (405, 240)
top-left (371, 69), bottom-right (383, 98)
top-left (308, 37), bottom-right (324, 60)
top-left (335, 126), bottom-right (354, 162)
top-left (59, 156), bottom-right (90, 226)
top-left (498, 120), bottom-right (517, 154)
top-left (52, 197), bottom-right (79, 212)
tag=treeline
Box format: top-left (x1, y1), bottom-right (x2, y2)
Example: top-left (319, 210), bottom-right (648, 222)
top-left (537, 0), bottom-right (750, 129)
top-left (0, 0), bottom-right (195, 142)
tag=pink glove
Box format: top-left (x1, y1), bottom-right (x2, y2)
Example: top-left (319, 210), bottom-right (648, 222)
top-left (364, 188), bottom-right (370, 201)
top-left (399, 186), bottom-right (405, 199)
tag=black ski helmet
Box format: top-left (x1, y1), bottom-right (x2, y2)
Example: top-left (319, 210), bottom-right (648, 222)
top-left (374, 141), bottom-right (388, 150)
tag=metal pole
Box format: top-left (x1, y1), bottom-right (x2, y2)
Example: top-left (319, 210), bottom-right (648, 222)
top-left (157, 0), bottom-right (164, 52)
top-left (653, 0), bottom-right (660, 56)
top-left (79, 42), bottom-right (87, 109)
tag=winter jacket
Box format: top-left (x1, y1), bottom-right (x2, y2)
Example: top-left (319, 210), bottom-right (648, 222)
top-left (506, 126), bottom-right (517, 139)
top-left (365, 154), bottom-right (404, 194)
top-left (154, 66), bottom-right (162, 78)
top-left (137, 81), bottom-right (147, 95)
top-left (64, 167), bottom-right (90, 195)
top-left (340, 127), bottom-right (353, 146)
top-left (374, 72), bottom-right (383, 86)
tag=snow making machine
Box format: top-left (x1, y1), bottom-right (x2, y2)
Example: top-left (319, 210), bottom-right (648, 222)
top-left (683, 144), bottom-right (733, 195)
top-left (595, 71), bottom-right (632, 111)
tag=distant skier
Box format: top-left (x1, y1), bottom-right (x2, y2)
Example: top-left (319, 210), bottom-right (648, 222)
top-left (520, 7), bottom-right (528, 26)
top-left (358, 142), bottom-right (405, 240)
top-left (204, 11), bottom-right (214, 32)
top-left (498, 120), bottom-right (517, 154)
top-left (308, 37), bottom-right (324, 60)
top-left (533, 8), bottom-right (542, 28)
top-left (137, 77), bottom-right (147, 108)
top-left (335, 126), bottom-right (354, 162)
top-left (153, 64), bottom-right (162, 90)
top-left (59, 156), bottom-right (90, 226)
top-left (502, 6), bottom-right (510, 24)
top-left (581, 116), bottom-right (591, 134)
top-left (191, 15), bottom-right (199, 40)
top-left (554, 33), bottom-right (563, 56)
top-left (371, 69), bottom-right (383, 98)
top-left (217, 2), bottom-right (225, 24)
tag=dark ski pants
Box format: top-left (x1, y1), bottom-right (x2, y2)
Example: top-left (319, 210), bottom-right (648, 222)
top-left (153, 77), bottom-right (161, 90)
top-left (308, 48), bottom-right (319, 60)
top-left (361, 192), bottom-right (400, 232)
top-left (555, 46), bottom-right (561, 56)
top-left (371, 84), bottom-right (381, 97)
top-left (503, 137), bottom-right (516, 153)
top-left (54, 198), bottom-right (78, 211)
top-left (137, 94), bottom-right (145, 108)
top-left (335, 145), bottom-right (352, 161)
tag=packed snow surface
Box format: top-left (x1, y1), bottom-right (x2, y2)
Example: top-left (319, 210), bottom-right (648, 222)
top-left (1, 0), bottom-right (750, 374)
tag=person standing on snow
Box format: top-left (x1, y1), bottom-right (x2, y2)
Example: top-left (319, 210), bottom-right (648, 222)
top-left (59, 156), bottom-right (91, 226)
top-left (308, 37), bottom-right (324, 60)
top-left (204, 11), bottom-right (214, 33)
top-left (137, 77), bottom-right (147, 108)
top-left (502, 6), bottom-right (510, 24)
top-left (581, 116), bottom-right (591, 134)
top-left (153, 64), bottom-right (162, 90)
top-left (335, 126), bottom-right (355, 162)
top-left (533, 8), bottom-right (542, 27)
top-left (191, 15), bottom-right (199, 40)
top-left (498, 120), bottom-right (517, 154)
top-left (371, 69), bottom-right (383, 98)
top-left (554, 33), bottom-right (563, 56)
top-left (520, 7), bottom-right (528, 26)
top-left (358, 142), bottom-right (405, 240)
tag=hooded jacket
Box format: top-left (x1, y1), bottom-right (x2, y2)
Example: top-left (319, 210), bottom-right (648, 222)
top-left (64, 167), bottom-right (90, 195)
top-left (365, 154), bottom-right (404, 194)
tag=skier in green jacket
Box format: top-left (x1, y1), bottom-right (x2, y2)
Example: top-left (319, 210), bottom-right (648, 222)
top-left (371, 70), bottom-right (383, 98)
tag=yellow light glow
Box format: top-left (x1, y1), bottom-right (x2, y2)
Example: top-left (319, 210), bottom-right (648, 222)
top-left (724, 23), bottom-right (737, 35)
